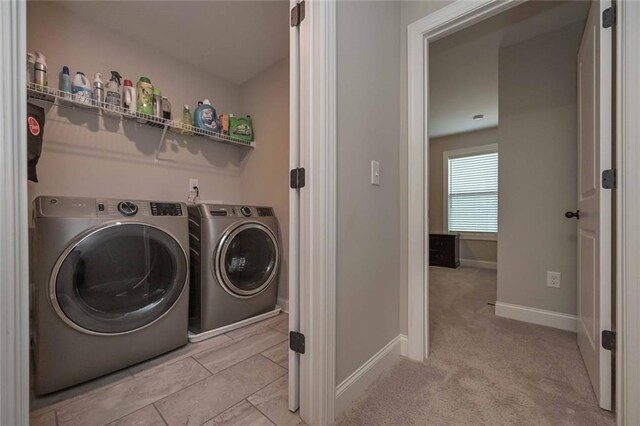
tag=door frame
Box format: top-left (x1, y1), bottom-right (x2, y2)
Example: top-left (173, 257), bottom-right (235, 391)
top-left (0, 1), bottom-right (338, 425)
top-left (615, 1), bottom-right (640, 423)
top-left (296, 0), bottom-right (337, 424)
top-left (406, 0), bottom-right (525, 362)
top-left (0, 0), bottom-right (29, 424)
top-left (406, 1), bottom-right (640, 424)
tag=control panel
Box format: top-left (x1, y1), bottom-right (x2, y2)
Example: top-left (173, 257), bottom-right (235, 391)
top-left (207, 205), bottom-right (275, 218)
top-left (150, 202), bottom-right (183, 216)
top-left (95, 199), bottom-right (185, 217)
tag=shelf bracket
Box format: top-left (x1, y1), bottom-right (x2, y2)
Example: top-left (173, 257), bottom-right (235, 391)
top-left (155, 125), bottom-right (169, 161)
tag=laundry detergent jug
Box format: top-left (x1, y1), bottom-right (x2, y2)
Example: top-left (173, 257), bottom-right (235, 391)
top-left (193, 99), bottom-right (219, 132)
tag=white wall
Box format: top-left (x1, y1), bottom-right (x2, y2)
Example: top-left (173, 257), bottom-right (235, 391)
top-left (336, 0), bottom-right (401, 384)
top-left (239, 58), bottom-right (290, 303)
top-left (27, 2), bottom-right (290, 303)
top-left (497, 22), bottom-right (583, 315)
top-left (429, 128), bottom-right (499, 263)
top-left (399, 0), bottom-right (453, 337)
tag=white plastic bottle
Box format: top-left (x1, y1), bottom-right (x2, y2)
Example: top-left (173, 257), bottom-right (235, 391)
top-left (72, 72), bottom-right (92, 105)
top-left (122, 79), bottom-right (136, 113)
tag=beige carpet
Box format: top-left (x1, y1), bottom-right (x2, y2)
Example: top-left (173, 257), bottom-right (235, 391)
top-left (336, 267), bottom-right (615, 425)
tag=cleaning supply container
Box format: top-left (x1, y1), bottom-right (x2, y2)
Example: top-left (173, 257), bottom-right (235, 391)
top-left (136, 77), bottom-right (154, 115)
top-left (105, 71), bottom-right (122, 108)
top-left (72, 72), bottom-right (92, 105)
top-left (93, 73), bottom-right (105, 106)
top-left (161, 97), bottom-right (172, 120)
top-left (60, 66), bottom-right (72, 96)
top-left (152, 88), bottom-right (163, 117)
top-left (193, 99), bottom-right (218, 133)
top-left (34, 51), bottom-right (48, 88)
top-left (229, 115), bottom-right (254, 142)
top-left (122, 79), bottom-right (136, 113)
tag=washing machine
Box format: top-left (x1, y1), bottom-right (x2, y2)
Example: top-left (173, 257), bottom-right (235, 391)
top-left (188, 204), bottom-right (280, 338)
top-left (32, 196), bottom-right (190, 395)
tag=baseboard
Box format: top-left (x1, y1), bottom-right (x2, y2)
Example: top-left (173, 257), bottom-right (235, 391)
top-left (495, 301), bottom-right (577, 332)
top-left (276, 297), bottom-right (289, 313)
top-left (400, 334), bottom-right (408, 356)
top-left (188, 306), bottom-right (282, 343)
top-left (335, 335), bottom-right (404, 416)
top-left (460, 259), bottom-right (497, 269)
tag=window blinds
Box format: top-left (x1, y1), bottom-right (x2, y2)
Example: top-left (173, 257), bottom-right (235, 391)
top-left (447, 152), bottom-right (498, 233)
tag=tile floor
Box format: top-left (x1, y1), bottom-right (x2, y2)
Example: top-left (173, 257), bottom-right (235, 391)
top-left (30, 313), bottom-right (303, 426)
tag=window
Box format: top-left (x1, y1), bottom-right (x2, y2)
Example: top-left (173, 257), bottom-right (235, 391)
top-left (444, 145), bottom-right (498, 236)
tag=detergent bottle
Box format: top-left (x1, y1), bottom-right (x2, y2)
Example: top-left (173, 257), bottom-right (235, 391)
top-left (193, 99), bottom-right (219, 132)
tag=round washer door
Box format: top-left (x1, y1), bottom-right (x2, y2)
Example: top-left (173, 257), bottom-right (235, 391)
top-left (52, 223), bottom-right (188, 335)
top-left (215, 222), bottom-right (280, 298)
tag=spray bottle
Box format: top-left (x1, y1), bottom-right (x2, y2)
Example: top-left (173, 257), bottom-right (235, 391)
top-left (105, 71), bottom-right (122, 108)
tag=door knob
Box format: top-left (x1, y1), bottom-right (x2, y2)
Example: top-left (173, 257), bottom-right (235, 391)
top-left (565, 210), bottom-right (580, 219)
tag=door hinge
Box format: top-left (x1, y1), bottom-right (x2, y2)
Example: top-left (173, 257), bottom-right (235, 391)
top-left (602, 330), bottom-right (616, 351)
top-left (289, 331), bottom-right (305, 354)
top-left (603, 5), bottom-right (616, 28)
top-left (602, 169), bottom-right (616, 189)
top-left (291, 1), bottom-right (305, 27)
top-left (290, 167), bottom-right (306, 189)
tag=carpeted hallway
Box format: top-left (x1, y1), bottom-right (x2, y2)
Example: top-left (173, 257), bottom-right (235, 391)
top-left (336, 266), bottom-right (615, 425)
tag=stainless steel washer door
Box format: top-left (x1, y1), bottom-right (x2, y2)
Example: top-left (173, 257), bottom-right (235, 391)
top-left (214, 222), bottom-right (279, 298)
top-left (52, 223), bottom-right (188, 335)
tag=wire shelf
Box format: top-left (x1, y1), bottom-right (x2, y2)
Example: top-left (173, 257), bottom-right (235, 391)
top-left (26, 83), bottom-right (255, 151)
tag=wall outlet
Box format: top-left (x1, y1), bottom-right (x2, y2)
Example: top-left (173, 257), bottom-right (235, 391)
top-left (371, 160), bottom-right (380, 186)
top-left (547, 271), bottom-right (561, 288)
top-left (188, 178), bottom-right (199, 191)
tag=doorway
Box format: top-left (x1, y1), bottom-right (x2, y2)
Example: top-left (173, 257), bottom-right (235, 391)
top-left (408, 0), bottom-right (623, 421)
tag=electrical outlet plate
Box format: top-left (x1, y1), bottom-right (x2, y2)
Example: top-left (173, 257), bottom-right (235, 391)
top-left (547, 271), bottom-right (561, 288)
top-left (189, 178), bottom-right (199, 191)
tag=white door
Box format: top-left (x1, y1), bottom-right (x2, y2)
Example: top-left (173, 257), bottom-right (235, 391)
top-left (288, 0), bottom-right (302, 412)
top-left (576, 0), bottom-right (613, 411)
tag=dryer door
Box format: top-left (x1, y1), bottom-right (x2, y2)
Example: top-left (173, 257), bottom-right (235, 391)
top-left (52, 223), bottom-right (188, 334)
top-left (215, 222), bottom-right (279, 298)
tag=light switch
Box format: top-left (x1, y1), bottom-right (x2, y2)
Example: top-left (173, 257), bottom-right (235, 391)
top-left (371, 160), bottom-right (380, 186)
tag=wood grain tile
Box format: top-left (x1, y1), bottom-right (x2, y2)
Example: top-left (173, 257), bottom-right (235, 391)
top-left (30, 367), bottom-right (133, 414)
top-left (129, 334), bottom-right (233, 377)
top-left (268, 316), bottom-right (289, 335)
top-left (56, 357), bottom-right (210, 426)
top-left (155, 355), bottom-right (286, 426)
top-left (194, 330), bottom-right (287, 375)
top-left (29, 410), bottom-right (57, 426)
top-left (248, 376), bottom-right (303, 426)
top-left (225, 314), bottom-right (288, 341)
top-left (202, 400), bottom-right (272, 426)
top-left (261, 342), bottom-right (289, 369)
top-left (108, 405), bottom-right (166, 426)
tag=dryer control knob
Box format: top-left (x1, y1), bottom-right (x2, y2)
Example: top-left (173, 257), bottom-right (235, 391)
top-left (240, 206), bottom-right (252, 217)
top-left (118, 201), bottom-right (138, 216)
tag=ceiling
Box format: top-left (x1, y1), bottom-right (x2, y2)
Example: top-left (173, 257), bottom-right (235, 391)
top-left (57, 1), bottom-right (290, 85)
top-left (428, 0), bottom-right (590, 139)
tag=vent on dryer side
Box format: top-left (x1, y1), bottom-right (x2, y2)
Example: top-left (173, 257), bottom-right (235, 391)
top-left (257, 207), bottom-right (274, 217)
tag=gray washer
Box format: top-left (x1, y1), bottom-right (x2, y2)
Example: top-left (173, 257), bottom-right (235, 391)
top-left (188, 204), bottom-right (280, 333)
top-left (33, 196), bottom-right (190, 395)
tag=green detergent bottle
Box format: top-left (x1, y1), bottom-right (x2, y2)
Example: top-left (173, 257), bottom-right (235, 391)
top-left (136, 77), bottom-right (154, 115)
top-left (229, 115), bottom-right (254, 142)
